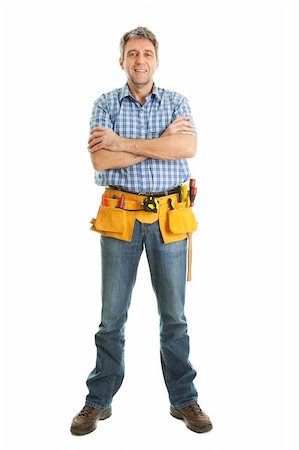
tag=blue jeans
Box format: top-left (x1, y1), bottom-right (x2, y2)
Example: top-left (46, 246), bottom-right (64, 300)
top-left (85, 220), bottom-right (198, 409)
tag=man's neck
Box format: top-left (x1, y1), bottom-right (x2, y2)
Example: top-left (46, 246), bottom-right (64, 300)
top-left (127, 81), bottom-right (154, 105)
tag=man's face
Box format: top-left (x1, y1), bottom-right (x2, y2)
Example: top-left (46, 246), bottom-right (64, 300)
top-left (119, 38), bottom-right (158, 88)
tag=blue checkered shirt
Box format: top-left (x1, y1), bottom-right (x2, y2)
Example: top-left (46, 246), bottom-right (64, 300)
top-left (90, 83), bottom-right (196, 192)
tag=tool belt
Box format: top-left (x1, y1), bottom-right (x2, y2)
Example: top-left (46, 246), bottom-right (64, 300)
top-left (90, 187), bottom-right (197, 242)
top-left (90, 186), bottom-right (198, 280)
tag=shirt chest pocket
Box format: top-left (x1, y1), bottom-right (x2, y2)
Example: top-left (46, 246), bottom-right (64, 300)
top-left (146, 118), bottom-right (170, 139)
top-left (146, 126), bottom-right (161, 139)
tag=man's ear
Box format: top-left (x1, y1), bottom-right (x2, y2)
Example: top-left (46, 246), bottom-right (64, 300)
top-left (119, 58), bottom-right (124, 70)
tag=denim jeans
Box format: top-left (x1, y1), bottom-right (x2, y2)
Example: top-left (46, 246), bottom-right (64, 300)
top-left (85, 220), bottom-right (198, 409)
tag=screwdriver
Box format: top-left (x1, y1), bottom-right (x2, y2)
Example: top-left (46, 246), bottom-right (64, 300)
top-left (189, 179), bottom-right (197, 207)
top-left (182, 184), bottom-right (188, 202)
top-left (119, 194), bottom-right (125, 209)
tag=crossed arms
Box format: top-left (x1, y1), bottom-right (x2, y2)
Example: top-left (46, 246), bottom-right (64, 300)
top-left (88, 116), bottom-right (197, 171)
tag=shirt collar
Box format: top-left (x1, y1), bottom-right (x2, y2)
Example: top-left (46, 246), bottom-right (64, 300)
top-left (119, 83), bottom-right (162, 102)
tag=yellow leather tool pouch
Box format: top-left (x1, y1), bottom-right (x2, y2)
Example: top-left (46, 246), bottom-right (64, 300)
top-left (158, 201), bottom-right (198, 244)
top-left (94, 206), bottom-right (126, 233)
top-left (90, 204), bottom-right (136, 241)
top-left (168, 207), bottom-right (198, 234)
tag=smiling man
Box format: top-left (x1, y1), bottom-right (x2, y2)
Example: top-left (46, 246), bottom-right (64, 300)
top-left (70, 26), bottom-right (213, 436)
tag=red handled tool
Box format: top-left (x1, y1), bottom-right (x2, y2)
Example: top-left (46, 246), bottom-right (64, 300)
top-left (189, 179), bottom-right (197, 207)
top-left (119, 194), bottom-right (125, 209)
top-left (101, 193), bottom-right (107, 206)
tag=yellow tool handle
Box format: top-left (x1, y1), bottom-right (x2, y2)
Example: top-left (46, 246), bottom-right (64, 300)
top-left (187, 233), bottom-right (193, 282)
top-left (182, 184), bottom-right (188, 201)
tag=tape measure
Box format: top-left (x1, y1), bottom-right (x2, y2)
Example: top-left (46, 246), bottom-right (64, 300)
top-left (142, 196), bottom-right (159, 213)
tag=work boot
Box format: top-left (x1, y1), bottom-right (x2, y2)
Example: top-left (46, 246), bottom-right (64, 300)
top-left (70, 404), bottom-right (112, 435)
top-left (170, 403), bottom-right (213, 433)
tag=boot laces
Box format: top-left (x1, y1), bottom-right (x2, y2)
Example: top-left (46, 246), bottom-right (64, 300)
top-left (189, 404), bottom-right (203, 416)
top-left (78, 405), bottom-right (95, 418)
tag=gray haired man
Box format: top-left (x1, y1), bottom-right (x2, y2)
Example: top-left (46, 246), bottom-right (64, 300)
top-left (71, 26), bottom-right (212, 435)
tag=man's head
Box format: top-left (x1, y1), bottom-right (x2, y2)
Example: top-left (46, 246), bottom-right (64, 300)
top-left (119, 27), bottom-right (159, 89)
top-left (119, 26), bottom-right (159, 60)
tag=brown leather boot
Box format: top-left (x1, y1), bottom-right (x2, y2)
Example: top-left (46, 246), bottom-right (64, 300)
top-left (170, 403), bottom-right (213, 433)
top-left (70, 405), bottom-right (112, 435)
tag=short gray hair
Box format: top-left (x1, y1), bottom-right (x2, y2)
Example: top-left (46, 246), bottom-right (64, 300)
top-left (119, 26), bottom-right (159, 60)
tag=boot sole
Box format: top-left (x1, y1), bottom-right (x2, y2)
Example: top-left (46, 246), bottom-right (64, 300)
top-left (70, 408), bottom-right (112, 436)
top-left (170, 406), bottom-right (213, 433)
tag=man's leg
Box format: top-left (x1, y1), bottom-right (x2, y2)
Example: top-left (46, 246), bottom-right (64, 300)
top-left (85, 221), bottom-right (143, 409)
top-left (144, 221), bottom-right (198, 408)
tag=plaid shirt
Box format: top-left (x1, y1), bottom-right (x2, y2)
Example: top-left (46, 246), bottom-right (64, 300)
top-left (90, 83), bottom-right (196, 192)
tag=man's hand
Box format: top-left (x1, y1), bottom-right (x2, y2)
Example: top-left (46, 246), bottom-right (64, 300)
top-left (161, 116), bottom-right (196, 137)
top-left (88, 127), bottom-right (123, 153)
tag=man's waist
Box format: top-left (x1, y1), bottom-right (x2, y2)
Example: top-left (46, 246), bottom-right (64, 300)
top-left (108, 185), bottom-right (182, 197)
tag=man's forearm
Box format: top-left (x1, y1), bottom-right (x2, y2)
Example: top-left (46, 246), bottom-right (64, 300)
top-left (88, 118), bottom-right (197, 160)
top-left (91, 148), bottom-right (147, 171)
top-left (118, 135), bottom-right (197, 160)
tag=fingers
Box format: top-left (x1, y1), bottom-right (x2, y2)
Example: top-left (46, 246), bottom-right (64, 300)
top-left (171, 122), bottom-right (196, 134)
top-left (88, 126), bottom-right (109, 144)
top-left (161, 117), bottom-right (196, 137)
top-left (174, 123), bottom-right (195, 131)
top-left (171, 117), bottom-right (196, 131)
top-left (89, 146), bottom-right (98, 153)
top-left (88, 133), bottom-right (102, 151)
top-left (88, 128), bottom-right (107, 151)
top-left (172, 116), bottom-right (194, 126)
top-left (90, 126), bottom-right (107, 134)
top-left (88, 137), bottom-right (103, 152)
top-left (88, 129), bottom-right (103, 144)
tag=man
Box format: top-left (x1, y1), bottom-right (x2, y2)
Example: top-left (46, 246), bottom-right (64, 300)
top-left (71, 26), bottom-right (212, 435)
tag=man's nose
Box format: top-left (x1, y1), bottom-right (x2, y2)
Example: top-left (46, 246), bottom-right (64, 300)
top-left (136, 54), bottom-right (145, 64)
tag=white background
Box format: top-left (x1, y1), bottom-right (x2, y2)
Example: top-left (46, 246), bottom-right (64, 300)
top-left (3, 0), bottom-right (298, 449)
